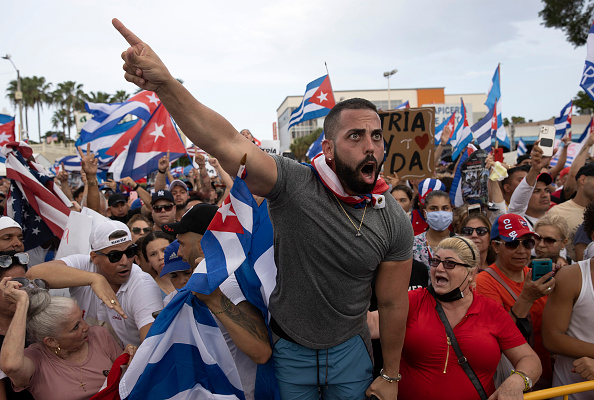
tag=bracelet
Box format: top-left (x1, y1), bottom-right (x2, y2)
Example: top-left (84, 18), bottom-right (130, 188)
top-left (133, 184), bottom-right (140, 191)
top-left (379, 368), bottom-right (401, 383)
top-left (158, 169), bottom-right (166, 174)
top-left (87, 180), bottom-right (98, 187)
top-left (212, 301), bottom-right (231, 315)
top-left (510, 369), bottom-right (532, 392)
top-left (510, 306), bottom-right (521, 320)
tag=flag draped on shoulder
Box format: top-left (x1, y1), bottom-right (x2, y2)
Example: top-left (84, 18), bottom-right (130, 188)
top-left (288, 75), bottom-right (335, 129)
top-left (581, 21), bottom-right (594, 101)
top-left (0, 114), bottom-right (16, 146)
top-left (306, 131), bottom-right (325, 160)
top-left (451, 98), bottom-right (473, 161)
top-left (2, 142), bottom-right (72, 250)
top-left (554, 100), bottom-right (573, 139)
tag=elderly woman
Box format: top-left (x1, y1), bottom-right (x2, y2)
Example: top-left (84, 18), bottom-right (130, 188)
top-left (0, 277), bottom-right (136, 400)
top-left (476, 213), bottom-right (555, 389)
top-left (368, 236), bottom-right (541, 399)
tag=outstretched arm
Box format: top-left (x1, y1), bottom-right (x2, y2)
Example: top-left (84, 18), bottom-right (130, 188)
top-left (112, 19), bottom-right (277, 196)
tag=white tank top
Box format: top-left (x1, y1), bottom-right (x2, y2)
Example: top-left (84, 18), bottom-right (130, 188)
top-left (552, 259), bottom-right (594, 399)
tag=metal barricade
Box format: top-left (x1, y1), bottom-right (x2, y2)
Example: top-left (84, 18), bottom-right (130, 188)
top-left (524, 381), bottom-right (594, 399)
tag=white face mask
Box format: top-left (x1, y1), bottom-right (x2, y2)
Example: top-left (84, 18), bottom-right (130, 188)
top-left (426, 211), bottom-right (453, 231)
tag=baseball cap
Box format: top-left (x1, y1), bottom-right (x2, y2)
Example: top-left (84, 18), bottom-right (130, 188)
top-left (151, 190), bottom-right (174, 205)
top-left (90, 220), bottom-right (132, 251)
top-left (162, 203), bottom-right (218, 236)
top-left (0, 216), bottom-right (21, 232)
top-left (576, 163), bottom-right (594, 180)
top-left (559, 167), bottom-right (570, 180)
top-left (491, 214), bottom-right (539, 242)
top-left (160, 240), bottom-right (192, 277)
top-left (108, 193), bottom-right (128, 207)
top-left (130, 198), bottom-right (142, 210)
top-left (536, 172), bottom-right (552, 186)
top-left (169, 180), bottom-right (188, 192)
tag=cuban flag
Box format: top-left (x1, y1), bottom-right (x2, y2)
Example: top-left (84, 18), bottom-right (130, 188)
top-left (51, 155), bottom-right (81, 175)
top-left (306, 131), bottom-right (325, 160)
top-left (435, 112), bottom-right (456, 145)
top-left (449, 146), bottom-right (475, 207)
top-left (288, 75), bottom-right (335, 129)
top-left (2, 142), bottom-right (72, 250)
top-left (108, 103), bottom-right (187, 181)
top-left (550, 118), bottom-right (593, 168)
top-left (171, 166), bottom-right (184, 178)
top-left (0, 114), bottom-right (16, 146)
top-left (517, 138), bottom-right (527, 156)
top-left (554, 100), bottom-right (573, 139)
top-left (451, 98), bottom-right (473, 161)
top-left (395, 101), bottom-right (410, 109)
top-left (581, 22), bottom-right (594, 101)
top-left (484, 65), bottom-right (508, 144)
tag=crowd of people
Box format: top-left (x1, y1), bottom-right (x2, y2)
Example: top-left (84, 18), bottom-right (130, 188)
top-left (0, 17), bottom-right (594, 400)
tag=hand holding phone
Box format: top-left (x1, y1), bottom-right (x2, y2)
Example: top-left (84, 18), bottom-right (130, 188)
top-left (538, 126), bottom-right (556, 157)
top-left (531, 258), bottom-right (553, 281)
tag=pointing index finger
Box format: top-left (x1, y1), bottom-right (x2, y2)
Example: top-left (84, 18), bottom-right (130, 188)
top-left (112, 18), bottom-right (143, 47)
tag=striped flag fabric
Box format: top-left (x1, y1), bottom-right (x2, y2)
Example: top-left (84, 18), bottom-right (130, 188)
top-left (2, 142), bottom-right (72, 250)
top-left (449, 147), bottom-right (474, 207)
top-left (484, 65), bottom-right (508, 143)
top-left (517, 138), bottom-right (527, 156)
top-left (395, 101), bottom-right (410, 109)
top-left (288, 75), bottom-right (335, 129)
top-left (451, 98), bottom-right (473, 161)
top-left (581, 21), bottom-right (594, 101)
top-left (435, 112), bottom-right (456, 145)
top-left (306, 131), bottom-right (325, 160)
top-left (471, 106), bottom-right (495, 153)
top-left (554, 100), bottom-right (573, 138)
top-left (0, 114), bottom-right (16, 146)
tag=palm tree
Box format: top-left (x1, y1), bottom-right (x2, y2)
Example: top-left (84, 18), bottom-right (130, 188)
top-left (51, 108), bottom-right (69, 139)
top-left (85, 91), bottom-right (112, 104)
top-left (27, 76), bottom-right (52, 142)
top-left (52, 81), bottom-right (85, 145)
top-left (110, 90), bottom-right (130, 103)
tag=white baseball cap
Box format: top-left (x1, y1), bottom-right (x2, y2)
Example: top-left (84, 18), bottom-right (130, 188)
top-left (90, 220), bottom-right (132, 251)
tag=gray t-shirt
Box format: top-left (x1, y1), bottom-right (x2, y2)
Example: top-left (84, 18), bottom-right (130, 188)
top-left (266, 155), bottom-right (413, 349)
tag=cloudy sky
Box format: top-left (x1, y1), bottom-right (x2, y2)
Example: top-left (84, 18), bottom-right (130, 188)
top-left (0, 0), bottom-right (587, 143)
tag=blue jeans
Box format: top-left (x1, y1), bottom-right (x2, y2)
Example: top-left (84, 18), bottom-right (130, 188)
top-left (273, 335), bottom-right (373, 400)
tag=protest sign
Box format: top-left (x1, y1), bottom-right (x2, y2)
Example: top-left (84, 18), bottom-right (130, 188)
top-left (461, 149), bottom-right (489, 206)
top-left (260, 140), bottom-right (281, 156)
top-left (380, 107), bottom-right (435, 180)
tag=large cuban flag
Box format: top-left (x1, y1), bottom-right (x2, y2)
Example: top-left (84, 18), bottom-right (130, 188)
top-left (288, 75), bottom-right (335, 128)
top-left (451, 98), bottom-right (473, 161)
top-left (0, 114), bottom-right (16, 147)
top-left (581, 21), bottom-right (594, 101)
top-left (554, 100), bottom-right (573, 139)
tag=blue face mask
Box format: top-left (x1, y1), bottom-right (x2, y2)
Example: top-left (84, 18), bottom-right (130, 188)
top-left (426, 211), bottom-right (453, 232)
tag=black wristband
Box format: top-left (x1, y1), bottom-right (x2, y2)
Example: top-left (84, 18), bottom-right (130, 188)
top-left (158, 169), bottom-right (166, 174)
top-left (133, 184), bottom-right (140, 191)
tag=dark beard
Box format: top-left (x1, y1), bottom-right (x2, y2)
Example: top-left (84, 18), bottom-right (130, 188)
top-left (333, 152), bottom-right (382, 194)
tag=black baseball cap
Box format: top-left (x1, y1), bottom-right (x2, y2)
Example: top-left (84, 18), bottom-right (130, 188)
top-left (151, 190), bottom-right (175, 205)
top-left (108, 193), bottom-right (128, 207)
top-left (162, 203), bottom-right (218, 235)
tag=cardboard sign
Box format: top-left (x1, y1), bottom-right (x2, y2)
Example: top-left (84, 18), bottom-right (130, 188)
top-left (260, 140), bottom-right (281, 156)
top-left (380, 107), bottom-right (435, 180)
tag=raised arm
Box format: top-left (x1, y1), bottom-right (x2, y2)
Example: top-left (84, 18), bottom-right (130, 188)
top-left (112, 19), bottom-right (277, 196)
top-left (548, 136), bottom-right (570, 179)
top-left (153, 151), bottom-right (170, 191)
top-left (508, 141), bottom-right (550, 215)
top-left (79, 144), bottom-right (100, 213)
top-left (121, 176), bottom-right (152, 214)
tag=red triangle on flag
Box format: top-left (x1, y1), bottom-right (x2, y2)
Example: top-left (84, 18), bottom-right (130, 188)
top-left (307, 76), bottom-right (335, 109)
top-left (208, 197), bottom-right (244, 234)
top-left (136, 105), bottom-right (186, 154)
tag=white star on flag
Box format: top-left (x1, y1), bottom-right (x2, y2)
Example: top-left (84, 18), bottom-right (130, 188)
top-left (0, 132), bottom-right (12, 144)
top-left (146, 93), bottom-right (160, 105)
top-left (217, 200), bottom-right (236, 223)
top-left (149, 123), bottom-right (165, 143)
top-left (316, 91), bottom-right (328, 103)
top-left (34, 216), bottom-right (42, 222)
top-left (32, 227), bottom-right (40, 235)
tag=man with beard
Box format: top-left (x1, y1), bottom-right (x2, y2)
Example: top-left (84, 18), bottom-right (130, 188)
top-left (113, 19), bottom-right (413, 400)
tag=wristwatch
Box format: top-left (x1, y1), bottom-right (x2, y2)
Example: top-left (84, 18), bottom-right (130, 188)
top-left (510, 369), bottom-right (532, 392)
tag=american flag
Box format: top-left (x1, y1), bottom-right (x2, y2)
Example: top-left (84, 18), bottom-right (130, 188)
top-left (2, 142), bottom-right (72, 250)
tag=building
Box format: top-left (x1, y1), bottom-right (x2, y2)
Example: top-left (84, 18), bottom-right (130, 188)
top-left (276, 87), bottom-right (489, 152)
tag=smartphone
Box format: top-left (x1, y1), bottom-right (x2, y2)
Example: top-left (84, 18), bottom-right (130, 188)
top-left (106, 172), bottom-right (114, 181)
top-left (467, 204), bottom-right (481, 216)
top-left (538, 126), bottom-right (556, 157)
top-left (493, 148), bottom-right (503, 163)
top-left (531, 258), bottom-right (553, 281)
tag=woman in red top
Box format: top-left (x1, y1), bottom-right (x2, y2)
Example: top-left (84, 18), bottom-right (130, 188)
top-left (369, 236), bottom-right (541, 399)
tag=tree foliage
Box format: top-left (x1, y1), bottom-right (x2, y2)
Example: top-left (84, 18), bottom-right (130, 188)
top-left (503, 116), bottom-right (526, 126)
top-left (573, 90), bottom-right (594, 114)
top-left (290, 128), bottom-right (323, 162)
top-left (539, 0), bottom-right (594, 47)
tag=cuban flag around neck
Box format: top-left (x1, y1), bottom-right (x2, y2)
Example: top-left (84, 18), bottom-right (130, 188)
top-left (395, 100), bottom-right (410, 109)
top-left (451, 98), bottom-right (473, 161)
top-left (484, 65), bottom-right (508, 143)
top-left (435, 112), bottom-right (455, 146)
top-left (554, 100), bottom-right (573, 138)
top-left (517, 138), bottom-right (527, 156)
top-left (306, 131), bottom-right (325, 160)
top-left (581, 21), bottom-right (594, 101)
top-left (288, 75), bottom-right (335, 129)
top-left (0, 114), bottom-right (16, 146)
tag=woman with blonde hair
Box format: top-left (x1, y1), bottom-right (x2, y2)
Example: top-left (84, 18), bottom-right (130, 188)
top-left (534, 215), bottom-right (569, 263)
top-left (369, 236), bottom-right (541, 399)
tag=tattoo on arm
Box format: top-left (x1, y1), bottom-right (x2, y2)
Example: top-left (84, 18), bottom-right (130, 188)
top-left (219, 296), bottom-right (269, 344)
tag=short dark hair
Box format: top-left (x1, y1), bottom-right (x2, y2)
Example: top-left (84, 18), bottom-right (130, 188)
top-left (141, 231), bottom-right (174, 261)
top-left (323, 98), bottom-right (378, 141)
top-left (584, 201), bottom-right (594, 239)
top-left (501, 165), bottom-right (530, 186)
top-left (73, 186), bottom-right (85, 200)
top-left (108, 230), bottom-right (129, 241)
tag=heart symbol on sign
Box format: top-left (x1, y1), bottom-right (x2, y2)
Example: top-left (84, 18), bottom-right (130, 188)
top-left (415, 134), bottom-right (430, 150)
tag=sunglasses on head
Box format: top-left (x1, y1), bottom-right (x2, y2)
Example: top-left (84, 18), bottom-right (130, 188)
top-left (96, 244), bottom-right (137, 263)
top-left (130, 227), bottom-right (151, 235)
top-left (11, 277), bottom-right (50, 290)
top-left (461, 227), bottom-right (489, 237)
top-left (428, 257), bottom-right (471, 270)
top-left (0, 253), bottom-right (29, 268)
top-left (540, 236), bottom-right (561, 245)
top-left (152, 204), bottom-right (174, 212)
top-left (493, 237), bottom-right (536, 250)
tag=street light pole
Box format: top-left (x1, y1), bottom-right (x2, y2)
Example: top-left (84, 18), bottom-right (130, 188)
top-left (2, 55), bottom-right (25, 142)
top-left (383, 69), bottom-right (398, 109)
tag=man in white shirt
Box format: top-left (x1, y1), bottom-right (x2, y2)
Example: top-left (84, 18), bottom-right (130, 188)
top-left (26, 220), bottom-right (163, 347)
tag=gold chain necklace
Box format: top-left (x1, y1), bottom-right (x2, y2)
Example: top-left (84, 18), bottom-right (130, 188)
top-left (54, 349), bottom-right (87, 392)
top-left (333, 194), bottom-right (367, 237)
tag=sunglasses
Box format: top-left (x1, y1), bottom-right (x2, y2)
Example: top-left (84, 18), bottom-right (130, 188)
top-left (11, 277), bottom-right (50, 290)
top-left (461, 227), bottom-right (489, 237)
top-left (130, 227), bottom-right (151, 235)
top-left (493, 238), bottom-right (536, 250)
top-left (428, 257), bottom-right (471, 270)
top-left (152, 204), bottom-right (174, 212)
top-left (539, 237), bottom-right (561, 245)
top-left (0, 253), bottom-right (29, 268)
top-left (96, 244), bottom-right (138, 263)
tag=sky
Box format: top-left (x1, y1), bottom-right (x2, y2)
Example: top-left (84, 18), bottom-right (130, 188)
top-left (0, 0), bottom-right (588, 144)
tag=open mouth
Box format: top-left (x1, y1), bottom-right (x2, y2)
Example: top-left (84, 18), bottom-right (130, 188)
top-left (117, 269), bottom-right (130, 277)
top-left (361, 162), bottom-right (376, 183)
top-left (434, 276), bottom-right (449, 286)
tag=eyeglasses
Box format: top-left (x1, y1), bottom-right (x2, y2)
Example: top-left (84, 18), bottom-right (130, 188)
top-left (540, 237), bottom-right (561, 245)
top-left (428, 257), bottom-right (471, 269)
top-left (130, 227), bottom-right (151, 235)
top-left (492, 238), bottom-right (536, 250)
top-left (152, 204), bottom-right (174, 212)
top-left (0, 253), bottom-right (29, 268)
top-left (11, 277), bottom-right (50, 290)
top-left (461, 227), bottom-right (489, 237)
top-left (95, 244), bottom-right (137, 263)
